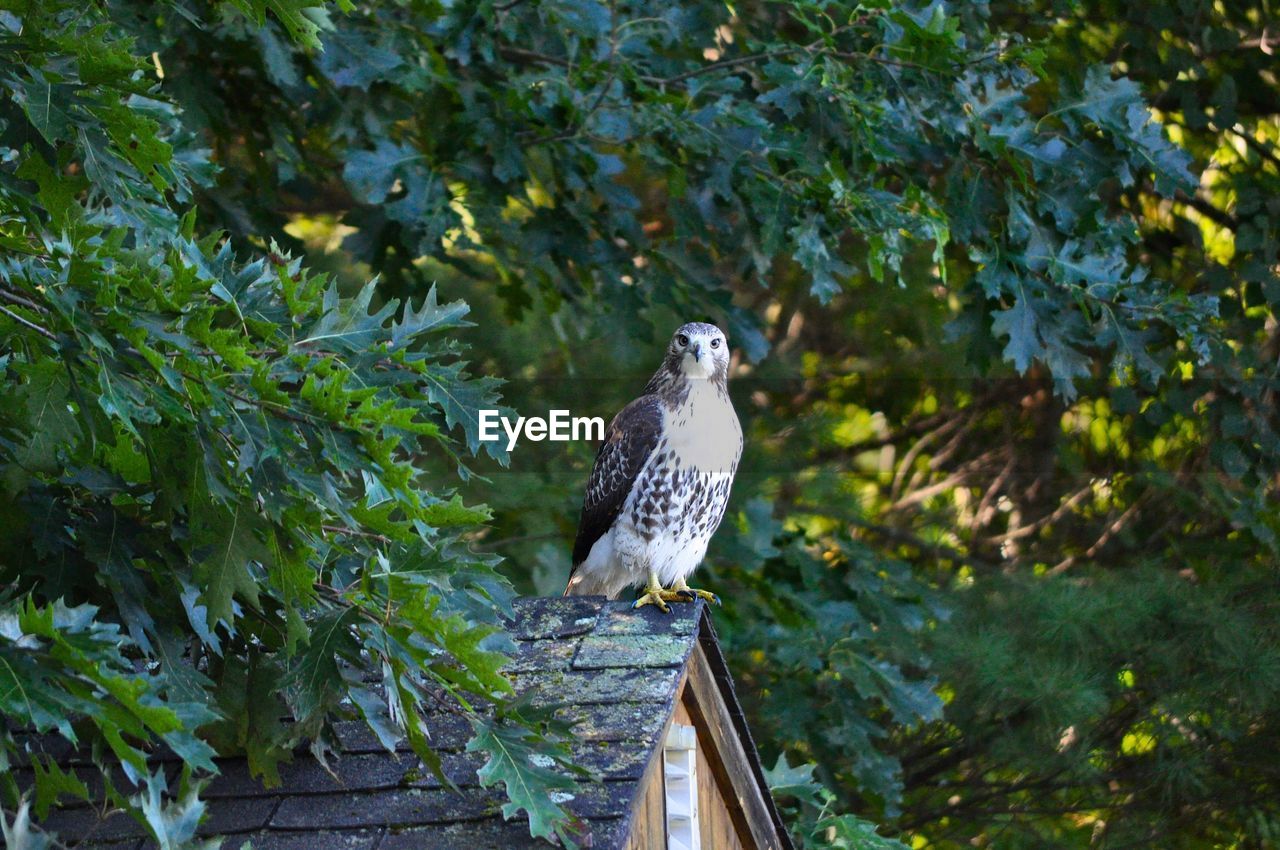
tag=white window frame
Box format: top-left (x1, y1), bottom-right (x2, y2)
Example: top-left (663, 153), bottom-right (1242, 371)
top-left (663, 722), bottom-right (700, 850)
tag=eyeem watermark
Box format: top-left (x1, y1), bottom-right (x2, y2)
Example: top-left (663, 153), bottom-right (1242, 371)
top-left (478, 409), bottom-right (605, 451)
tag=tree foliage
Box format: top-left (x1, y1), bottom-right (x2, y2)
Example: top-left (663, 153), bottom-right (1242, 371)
top-left (2, 0), bottom-right (1278, 847)
top-left (0, 0), bottom-right (578, 845)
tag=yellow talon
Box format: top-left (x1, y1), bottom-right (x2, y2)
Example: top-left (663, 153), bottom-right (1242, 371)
top-left (670, 578), bottom-right (720, 606)
top-left (632, 588), bottom-right (672, 613)
top-left (633, 574), bottom-right (722, 612)
top-left (633, 588), bottom-right (705, 613)
top-left (633, 572), bottom-right (673, 613)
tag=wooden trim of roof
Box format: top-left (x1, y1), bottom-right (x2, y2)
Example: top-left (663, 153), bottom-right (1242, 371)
top-left (618, 604), bottom-right (795, 850)
top-left (618, 661), bottom-right (688, 849)
top-left (622, 703), bottom-right (676, 850)
top-left (694, 607), bottom-right (795, 850)
top-left (679, 641), bottom-right (782, 850)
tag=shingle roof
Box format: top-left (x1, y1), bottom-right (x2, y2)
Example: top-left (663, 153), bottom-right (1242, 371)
top-left (17, 596), bottom-right (786, 850)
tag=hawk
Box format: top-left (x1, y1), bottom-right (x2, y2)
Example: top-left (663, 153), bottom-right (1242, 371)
top-left (565, 322), bottom-right (743, 611)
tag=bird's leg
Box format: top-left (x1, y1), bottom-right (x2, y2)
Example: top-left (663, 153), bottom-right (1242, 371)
top-left (632, 572), bottom-right (703, 613)
top-left (633, 572), bottom-right (671, 613)
top-left (669, 577), bottom-right (720, 606)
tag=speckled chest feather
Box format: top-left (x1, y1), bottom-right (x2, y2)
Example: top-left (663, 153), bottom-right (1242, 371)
top-left (626, 380), bottom-right (742, 554)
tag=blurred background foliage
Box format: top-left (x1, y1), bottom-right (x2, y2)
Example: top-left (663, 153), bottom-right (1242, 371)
top-left (3, 0), bottom-right (1280, 847)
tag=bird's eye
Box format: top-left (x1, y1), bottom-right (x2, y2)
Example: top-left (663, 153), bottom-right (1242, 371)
top-left (676, 334), bottom-right (689, 347)
top-left (710, 338), bottom-right (721, 349)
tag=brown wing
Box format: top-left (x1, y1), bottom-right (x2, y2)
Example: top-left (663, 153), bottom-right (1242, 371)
top-left (569, 395), bottom-right (664, 571)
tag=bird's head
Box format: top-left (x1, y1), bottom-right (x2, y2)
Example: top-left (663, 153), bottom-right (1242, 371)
top-left (667, 322), bottom-right (730, 381)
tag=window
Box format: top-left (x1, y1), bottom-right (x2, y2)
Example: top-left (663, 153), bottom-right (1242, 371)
top-left (663, 722), bottom-right (700, 850)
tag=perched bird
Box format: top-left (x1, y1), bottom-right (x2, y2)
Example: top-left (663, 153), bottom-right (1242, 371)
top-left (565, 322), bottom-right (743, 611)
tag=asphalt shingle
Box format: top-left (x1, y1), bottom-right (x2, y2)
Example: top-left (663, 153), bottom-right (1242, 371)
top-left (27, 598), bottom-right (707, 849)
top-left (573, 631), bottom-right (695, 669)
top-left (269, 787), bottom-right (499, 830)
top-left (507, 596), bottom-right (604, 640)
top-left (218, 829), bottom-right (382, 850)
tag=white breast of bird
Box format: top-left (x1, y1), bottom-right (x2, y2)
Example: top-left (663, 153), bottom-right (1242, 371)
top-left (664, 381), bottom-right (742, 475)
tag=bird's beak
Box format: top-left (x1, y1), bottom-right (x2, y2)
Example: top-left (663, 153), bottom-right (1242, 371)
top-left (691, 342), bottom-right (702, 362)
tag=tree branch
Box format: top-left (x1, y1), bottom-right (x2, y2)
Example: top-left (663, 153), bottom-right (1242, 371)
top-left (888, 448), bottom-right (1004, 513)
top-left (497, 46), bottom-right (570, 70)
top-left (848, 517), bottom-right (998, 571)
top-left (1174, 189), bottom-right (1240, 231)
top-left (498, 29), bottom-right (932, 93)
top-left (984, 484), bottom-right (1092, 545)
top-left (0, 304), bottom-right (57, 340)
top-left (321, 525), bottom-right (393, 544)
top-left (1226, 124), bottom-right (1280, 169)
top-left (1048, 492), bottom-right (1149, 574)
top-left (0, 286), bottom-right (49, 315)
